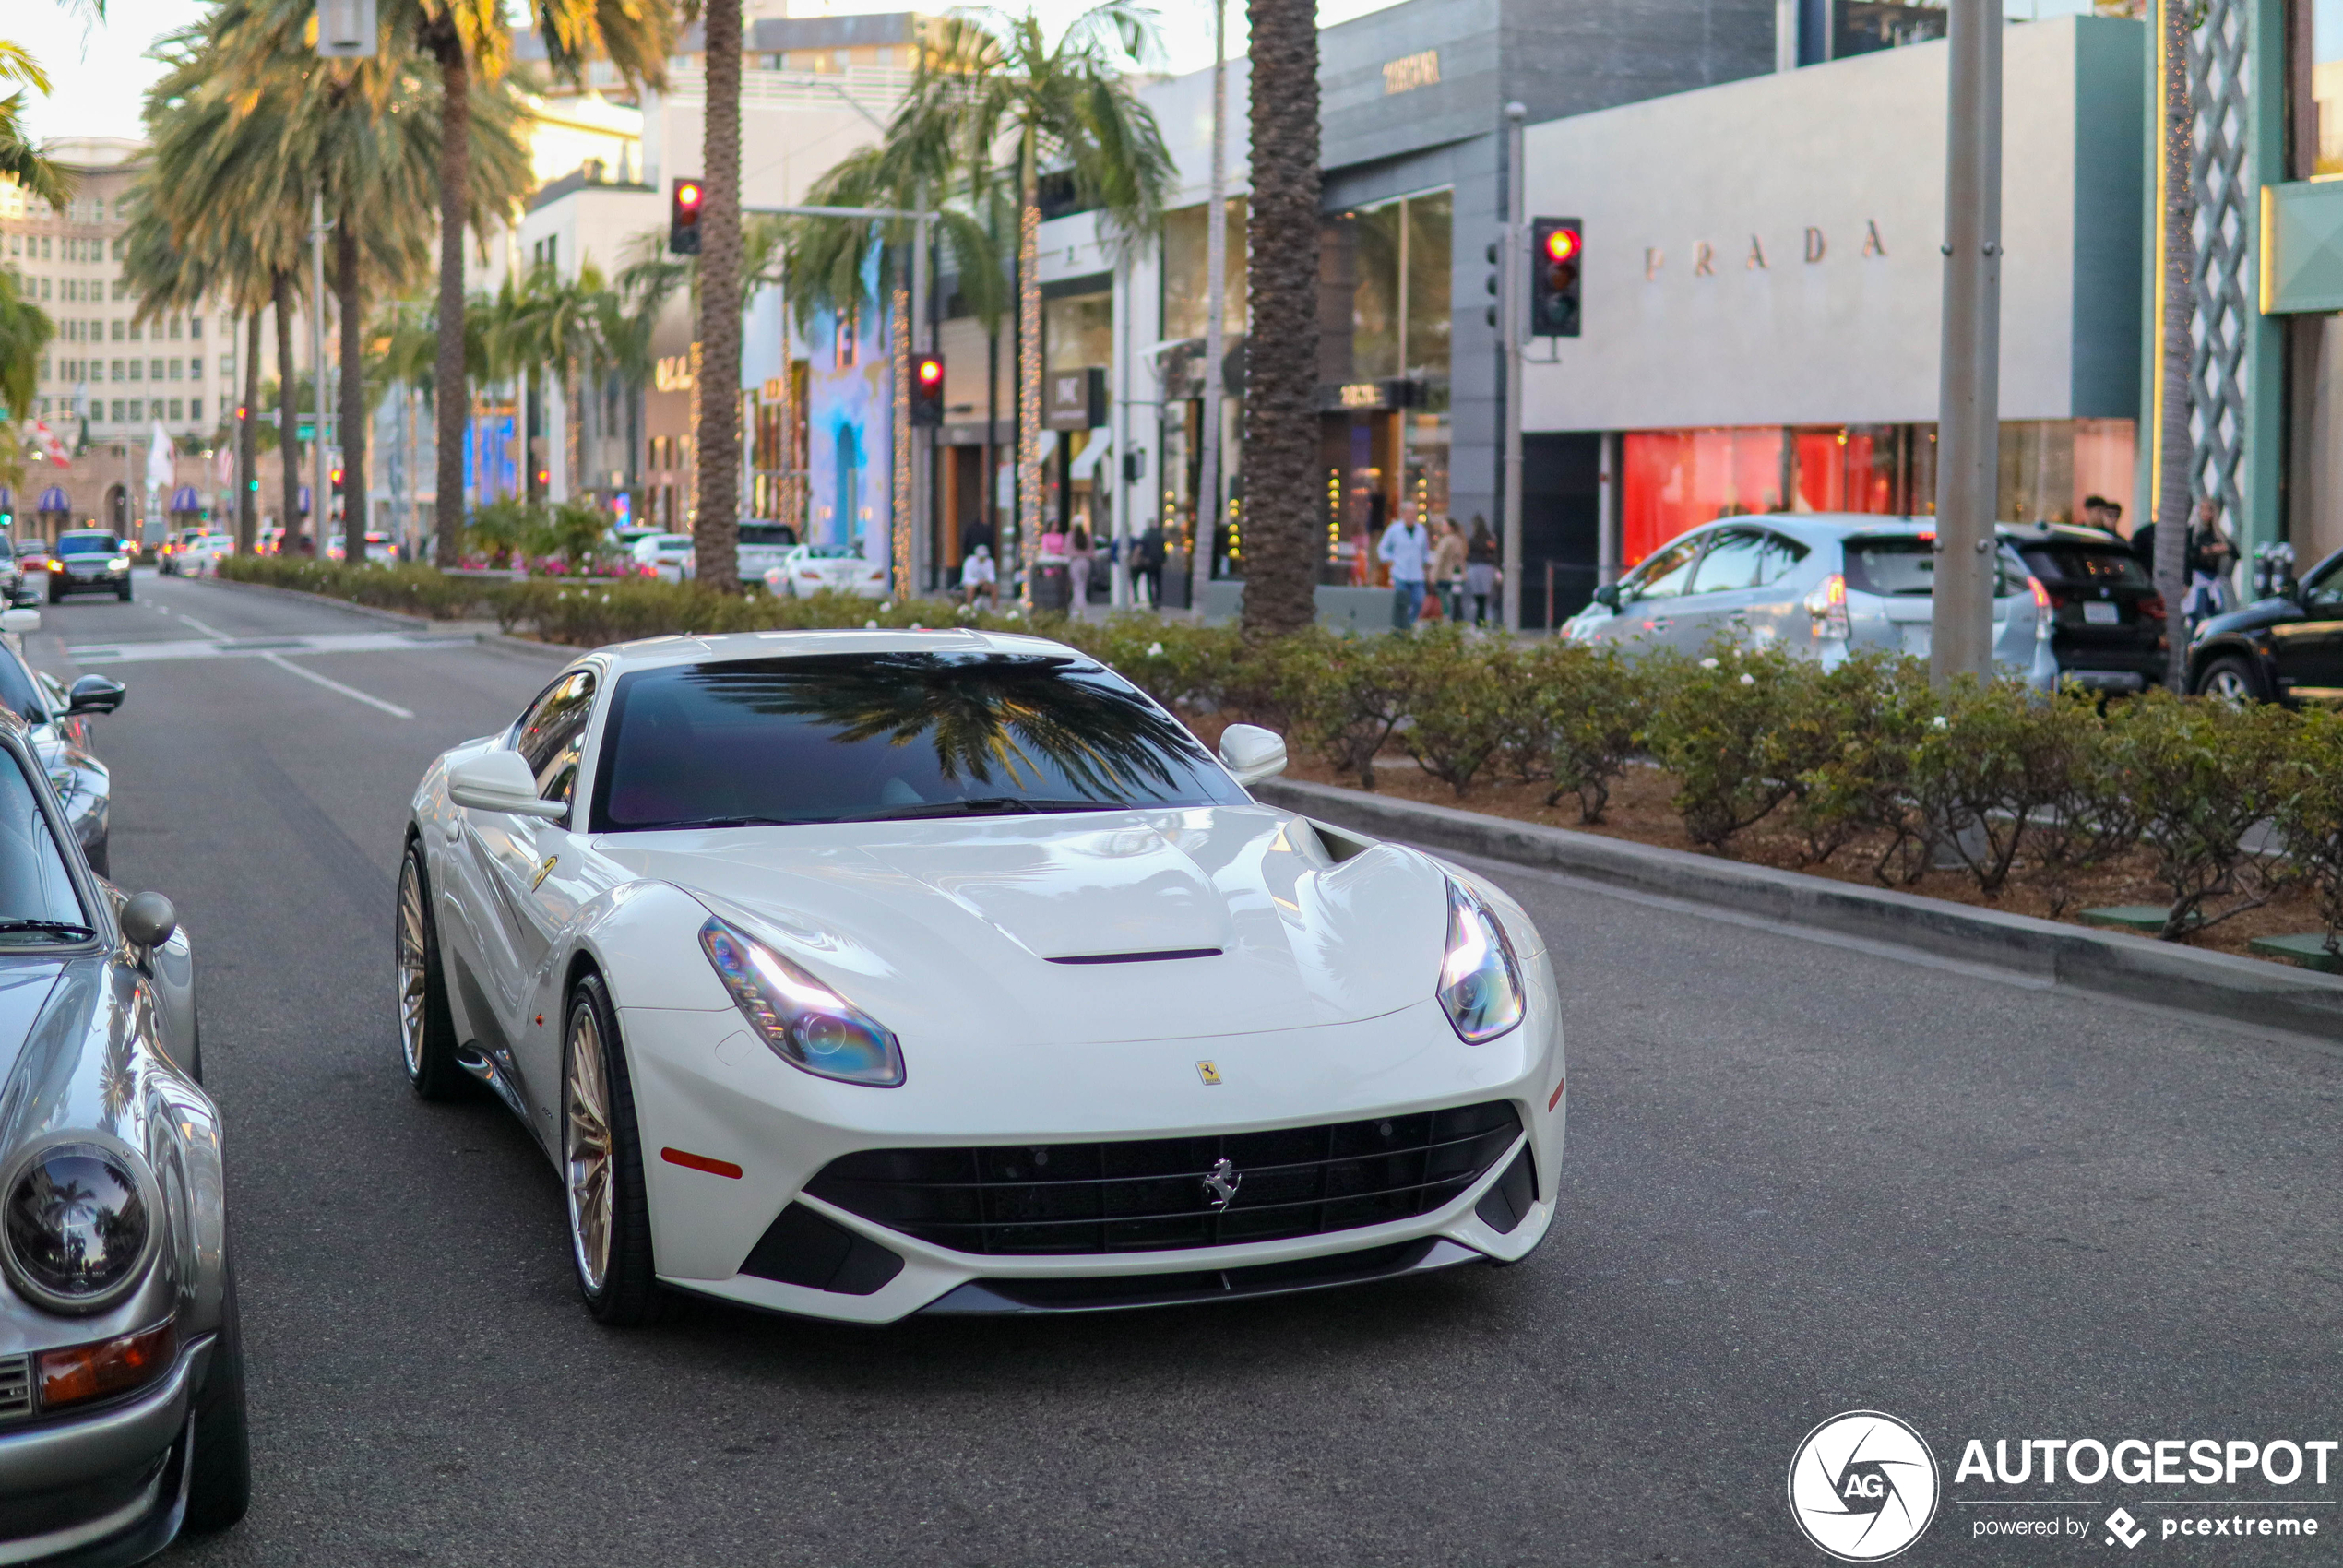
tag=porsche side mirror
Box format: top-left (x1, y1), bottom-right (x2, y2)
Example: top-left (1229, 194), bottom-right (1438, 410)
top-left (0, 609), bottom-right (38, 634)
top-left (446, 750), bottom-right (568, 820)
top-left (119, 891), bottom-right (176, 951)
top-left (1219, 724), bottom-right (1288, 786)
top-left (1591, 582), bottom-right (1623, 612)
top-left (65, 674), bottom-right (125, 716)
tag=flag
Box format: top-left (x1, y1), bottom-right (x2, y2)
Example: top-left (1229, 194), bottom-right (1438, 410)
top-left (147, 423), bottom-right (174, 493)
top-left (25, 421), bottom-right (69, 468)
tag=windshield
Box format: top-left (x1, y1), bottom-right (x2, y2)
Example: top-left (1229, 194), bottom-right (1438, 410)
top-left (1844, 538), bottom-right (2021, 597)
top-left (0, 647), bottom-right (45, 725)
top-left (799, 546), bottom-right (862, 562)
top-left (0, 752), bottom-right (85, 941)
top-left (739, 525), bottom-right (796, 546)
top-left (57, 535), bottom-right (118, 556)
top-left (590, 651), bottom-right (1248, 832)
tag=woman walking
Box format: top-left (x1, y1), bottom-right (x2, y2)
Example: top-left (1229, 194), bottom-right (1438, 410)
top-left (1433, 517), bottom-right (1468, 623)
top-left (1465, 517), bottom-right (1499, 625)
top-left (1069, 525), bottom-right (1096, 619)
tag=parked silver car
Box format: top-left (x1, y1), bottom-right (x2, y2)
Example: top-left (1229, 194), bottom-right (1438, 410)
top-left (0, 615), bottom-right (122, 875)
top-left (0, 708), bottom-right (249, 1562)
top-left (1563, 514), bottom-right (2057, 687)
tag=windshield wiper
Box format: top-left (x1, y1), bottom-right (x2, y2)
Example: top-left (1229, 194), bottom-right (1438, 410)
top-left (846, 796), bottom-right (1137, 822)
top-left (0, 919), bottom-right (95, 940)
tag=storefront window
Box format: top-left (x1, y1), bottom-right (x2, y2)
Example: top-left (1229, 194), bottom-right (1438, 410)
top-left (1621, 427), bottom-right (1788, 566)
top-left (1160, 198), bottom-right (1249, 343)
top-left (1043, 291), bottom-right (1112, 374)
top-left (1405, 191), bottom-right (1452, 380)
top-left (2316, 0), bottom-right (2343, 172)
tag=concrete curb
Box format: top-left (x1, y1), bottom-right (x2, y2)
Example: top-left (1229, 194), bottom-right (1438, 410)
top-left (1254, 777), bottom-right (2343, 1042)
top-left (200, 576), bottom-right (570, 663)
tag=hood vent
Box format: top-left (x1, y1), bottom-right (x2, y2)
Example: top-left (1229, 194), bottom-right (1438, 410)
top-left (1045, 947), bottom-right (1222, 966)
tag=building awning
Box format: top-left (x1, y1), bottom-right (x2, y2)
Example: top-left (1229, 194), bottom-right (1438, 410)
top-left (36, 488), bottom-right (68, 513)
top-left (170, 485), bottom-right (202, 512)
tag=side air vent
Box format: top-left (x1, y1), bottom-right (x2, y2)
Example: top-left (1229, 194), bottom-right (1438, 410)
top-left (741, 1203), bottom-right (904, 1296)
top-left (0, 1355), bottom-right (30, 1421)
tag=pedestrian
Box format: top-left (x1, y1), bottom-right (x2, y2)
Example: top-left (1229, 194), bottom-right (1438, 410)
top-left (2100, 499), bottom-right (2123, 539)
top-left (2182, 497), bottom-right (2237, 626)
top-left (1133, 520), bottom-right (1165, 610)
top-left (1068, 524), bottom-right (1095, 619)
top-left (1465, 516), bottom-right (1500, 626)
top-left (959, 514), bottom-right (991, 574)
top-left (961, 542), bottom-right (997, 610)
top-left (1378, 509), bottom-right (1433, 629)
top-left (1433, 517), bottom-right (1468, 623)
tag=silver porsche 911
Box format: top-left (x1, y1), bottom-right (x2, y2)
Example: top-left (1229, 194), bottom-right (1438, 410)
top-left (0, 708), bottom-right (247, 1562)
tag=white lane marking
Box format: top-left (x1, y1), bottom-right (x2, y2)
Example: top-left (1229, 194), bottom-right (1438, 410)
top-left (260, 653), bottom-right (414, 719)
top-left (175, 614), bottom-right (227, 639)
top-left (66, 631), bottom-right (472, 664)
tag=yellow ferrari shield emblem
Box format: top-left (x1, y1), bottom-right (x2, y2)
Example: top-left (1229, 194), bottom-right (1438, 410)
top-left (1195, 1061), bottom-right (1221, 1086)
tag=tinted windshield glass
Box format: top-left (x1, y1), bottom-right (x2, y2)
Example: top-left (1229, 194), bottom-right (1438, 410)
top-left (0, 753), bottom-right (84, 940)
top-left (57, 535), bottom-right (117, 556)
top-left (591, 652), bottom-right (1247, 831)
top-left (2021, 546), bottom-right (2150, 588)
top-left (738, 525), bottom-right (796, 545)
top-left (1844, 538), bottom-right (2022, 597)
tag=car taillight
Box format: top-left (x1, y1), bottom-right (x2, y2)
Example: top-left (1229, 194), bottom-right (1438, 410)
top-left (46, 560), bottom-right (61, 573)
top-left (1803, 572), bottom-right (1849, 639)
top-left (2139, 594), bottom-right (2167, 621)
top-left (2028, 576), bottom-right (2053, 640)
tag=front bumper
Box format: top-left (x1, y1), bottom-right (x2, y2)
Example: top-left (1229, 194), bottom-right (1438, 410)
top-left (0, 1336), bottom-right (209, 1567)
top-left (620, 984), bottom-right (1567, 1324)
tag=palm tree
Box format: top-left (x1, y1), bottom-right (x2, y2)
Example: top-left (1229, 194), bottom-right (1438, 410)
top-left (891, 6), bottom-right (1173, 605)
top-left (484, 261), bottom-right (606, 505)
top-left (695, 0), bottom-right (746, 591)
top-left (601, 242), bottom-right (688, 523)
top-left (2152, 0), bottom-right (2192, 689)
top-left (0, 44), bottom-right (69, 208)
top-left (1238, 0), bottom-right (1322, 636)
top-left (0, 271), bottom-right (55, 484)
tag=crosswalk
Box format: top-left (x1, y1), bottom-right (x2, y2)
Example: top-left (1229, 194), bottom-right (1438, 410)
top-left (65, 631), bottom-right (478, 666)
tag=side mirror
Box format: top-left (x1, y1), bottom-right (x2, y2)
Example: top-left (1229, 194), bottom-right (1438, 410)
top-left (0, 609), bottom-right (38, 634)
top-left (446, 750), bottom-right (568, 820)
top-left (1591, 583), bottom-right (1623, 612)
top-left (119, 891), bottom-right (176, 951)
top-left (1219, 724), bottom-right (1288, 786)
top-left (65, 674), bottom-right (125, 716)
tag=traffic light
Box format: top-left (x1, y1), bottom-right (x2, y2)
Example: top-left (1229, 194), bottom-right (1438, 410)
top-left (669, 178), bottom-right (705, 255)
top-left (330, 466), bottom-right (344, 494)
top-left (1530, 218), bottom-right (1583, 338)
top-left (1483, 241), bottom-right (1500, 329)
top-left (910, 354), bottom-right (945, 426)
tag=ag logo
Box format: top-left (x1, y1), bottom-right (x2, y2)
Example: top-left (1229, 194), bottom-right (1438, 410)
top-left (1788, 1410), bottom-right (1941, 1562)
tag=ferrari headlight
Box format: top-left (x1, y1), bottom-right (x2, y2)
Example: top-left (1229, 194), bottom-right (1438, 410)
top-left (1437, 879), bottom-right (1524, 1044)
top-left (698, 917), bottom-right (905, 1087)
top-left (0, 1138), bottom-right (160, 1314)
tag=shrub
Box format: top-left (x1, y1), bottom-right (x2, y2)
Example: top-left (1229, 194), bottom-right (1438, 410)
top-left (218, 555), bottom-right (509, 619)
top-left (1279, 631), bottom-right (1424, 790)
top-left (1504, 640), bottom-right (1647, 823)
top-left (2104, 689), bottom-right (2295, 939)
top-left (1639, 646), bottom-right (1837, 851)
top-left (1909, 679), bottom-right (2098, 898)
top-left (2270, 709), bottom-right (2343, 956)
top-left (1396, 628), bottom-right (1515, 795)
top-left (1782, 654), bottom-right (1933, 880)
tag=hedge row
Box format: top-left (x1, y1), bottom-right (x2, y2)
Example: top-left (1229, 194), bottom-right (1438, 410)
top-left (221, 558), bottom-right (2343, 950)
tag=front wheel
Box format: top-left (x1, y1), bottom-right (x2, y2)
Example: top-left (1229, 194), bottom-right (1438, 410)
top-left (564, 975), bottom-right (666, 1325)
top-left (395, 844), bottom-right (468, 1099)
top-left (182, 1261), bottom-right (251, 1534)
top-left (2193, 654), bottom-right (2266, 706)
top-left (118, 583), bottom-right (132, 602)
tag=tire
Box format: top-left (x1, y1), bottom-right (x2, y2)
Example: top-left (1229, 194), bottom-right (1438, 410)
top-left (2193, 654), bottom-right (2266, 705)
top-left (563, 974), bottom-right (666, 1325)
top-left (45, 584), bottom-right (59, 605)
top-left (395, 842), bottom-right (468, 1100)
top-left (118, 583), bottom-right (132, 602)
top-left (182, 1260), bottom-right (251, 1534)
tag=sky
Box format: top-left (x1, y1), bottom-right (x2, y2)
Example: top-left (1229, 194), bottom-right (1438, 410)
top-left (10, 0), bottom-right (1408, 145)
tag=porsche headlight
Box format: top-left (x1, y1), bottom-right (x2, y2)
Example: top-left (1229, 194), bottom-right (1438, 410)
top-left (0, 1138), bottom-right (160, 1314)
top-left (698, 917), bottom-right (905, 1087)
top-left (1438, 879), bottom-right (1525, 1044)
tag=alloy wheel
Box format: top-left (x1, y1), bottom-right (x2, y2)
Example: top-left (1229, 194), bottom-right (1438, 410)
top-left (2206, 669), bottom-right (2253, 706)
top-left (395, 858), bottom-right (428, 1077)
top-left (565, 1005), bottom-right (614, 1295)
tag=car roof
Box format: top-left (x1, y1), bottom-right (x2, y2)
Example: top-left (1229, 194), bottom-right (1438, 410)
top-left (578, 626), bottom-right (1083, 676)
top-left (1683, 513), bottom-right (1934, 544)
top-left (2001, 520), bottom-right (2134, 548)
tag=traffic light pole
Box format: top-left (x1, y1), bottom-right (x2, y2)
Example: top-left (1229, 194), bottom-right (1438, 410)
top-left (311, 189), bottom-right (329, 553)
top-left (1931, 0), bottom-right (2002, 686)
top-left (1501, 102), bottom-right (1527, 635)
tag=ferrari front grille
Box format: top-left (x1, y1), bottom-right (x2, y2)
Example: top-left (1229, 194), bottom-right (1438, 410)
top-left (805, 1099), bottom-right (1521, 1255)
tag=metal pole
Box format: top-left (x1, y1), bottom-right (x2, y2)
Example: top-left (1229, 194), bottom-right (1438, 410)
top-left (1931, 0), bottom-right (2002, 685)
top-left (311, 190), bottom-right (329, 552)
top-left (1193, 0), bottom-right (1228, 617)
top-left (1501, 101), bottom-right (1527, 633)
top-left (1112, 255), bottom-right (1133, 608)
top-left (910, 182), bottom-right (930, 596)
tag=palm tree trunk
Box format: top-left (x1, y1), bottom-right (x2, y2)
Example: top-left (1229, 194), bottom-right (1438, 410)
top-left (695, 0), bottom-right (743, 592)
top-left (275, 275), bottom-right (303, 550)
top-left (335, 210), bottom-right (368, 561)
top-left (2155, 0), bottom-right (2193, 690)
top-left (1239, 0), bottom-right (1323, 636)
top-left (238, 309), bottom-right (261, 551)
top-left (1017, 135), bottom-right (1041, 608)
top-left (1194, 0), bottom-right (1228, 612)
top-left (432, 40), bottom-right (470, 569)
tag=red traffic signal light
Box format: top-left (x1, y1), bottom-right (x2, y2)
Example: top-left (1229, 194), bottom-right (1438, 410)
top-left (910, 353), bottom-right (945, 426)
top-left (670, 178), bottom-right (706, 255)
top-left (1543, 227), bottom-right (1580, 265)
top-left (1530, 218), bottom-right (1582, 339)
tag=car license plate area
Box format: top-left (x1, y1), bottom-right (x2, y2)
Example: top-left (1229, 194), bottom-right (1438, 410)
top-left (2083, 601), bottom-right (2120, 624)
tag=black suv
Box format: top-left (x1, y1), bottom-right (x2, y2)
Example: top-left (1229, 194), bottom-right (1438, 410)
top-left (49, 529), bottom-right (132, 603)
top-left (2004, 523), bottom-right (2167, 691)
top-left (2186, 547), bottom-right (2343, 704)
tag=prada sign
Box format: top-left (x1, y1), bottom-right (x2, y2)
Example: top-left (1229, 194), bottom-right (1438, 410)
top-left (1319, 378), bottom-right (1421, 413)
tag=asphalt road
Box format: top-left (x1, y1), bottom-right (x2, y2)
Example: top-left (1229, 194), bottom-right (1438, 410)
top-left (30, 572), bottom-right (2340, 1566)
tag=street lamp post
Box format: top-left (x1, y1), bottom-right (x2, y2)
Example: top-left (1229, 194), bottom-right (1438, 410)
top-left (1501, 101), bottom-right (1527, 634)
top-left (311, 190), bottom-right (330, 554)
top-left (1931, 0), bottom-right (2003, 686)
